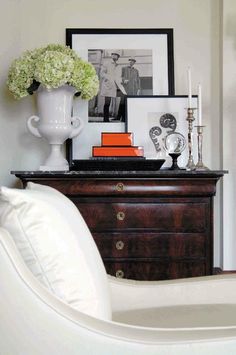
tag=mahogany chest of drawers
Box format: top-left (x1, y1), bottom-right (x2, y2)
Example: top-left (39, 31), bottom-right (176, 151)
top-left (13, 170), bottom-right (224, 281)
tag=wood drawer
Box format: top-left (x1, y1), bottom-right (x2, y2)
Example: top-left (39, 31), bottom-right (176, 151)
top-left (15, 170), bottom-right (224, 280)
top-left (77, 201), bottom-right (208, 233)
top-left (104, 260), bottom-right (207, 280)
top-left (93, 232), bottom-right (206, 258)
top-left (33, 178), bottom-right (217, 197)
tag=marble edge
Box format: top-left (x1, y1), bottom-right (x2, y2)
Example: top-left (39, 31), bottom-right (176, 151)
top-left (11, 170), bottom-right (228, 177)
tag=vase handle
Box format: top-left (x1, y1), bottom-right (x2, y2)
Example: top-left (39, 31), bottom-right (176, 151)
top-left (27, 115), bottom-right (42, 138)
top-left (69, 116), bottom-right (84, 139)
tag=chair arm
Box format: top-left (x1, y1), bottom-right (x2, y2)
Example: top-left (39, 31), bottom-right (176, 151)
top-left (2, 228), bottom-right (236, 354)
top-left (0, 228), bottom-right (164, 352)
top-left (108, 274), bottom-right (236, 313)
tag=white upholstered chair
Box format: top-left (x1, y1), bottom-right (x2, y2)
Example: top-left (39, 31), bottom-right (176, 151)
top-left (1, 183), bottom-right (236, 355)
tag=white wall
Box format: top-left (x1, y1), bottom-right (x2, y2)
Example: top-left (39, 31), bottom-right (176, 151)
top-left (223, 0), bottom-right (236, 270)
top-left (0, 0), bottom-right (226, 266)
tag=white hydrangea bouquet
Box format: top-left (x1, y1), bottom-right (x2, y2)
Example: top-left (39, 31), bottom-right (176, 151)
top-left (7, 43), bottom-right (99, 100)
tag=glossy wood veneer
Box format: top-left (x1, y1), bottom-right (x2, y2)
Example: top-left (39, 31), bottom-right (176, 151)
top-left (13, 170), bottom-right (225, 281)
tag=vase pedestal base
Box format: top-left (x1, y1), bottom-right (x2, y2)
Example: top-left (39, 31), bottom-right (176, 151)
top-left (39, 144), bottom-right (69, 171)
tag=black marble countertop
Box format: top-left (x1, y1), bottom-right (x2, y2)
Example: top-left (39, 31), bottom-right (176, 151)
top-left (12, 169), bottom-right (228, 179)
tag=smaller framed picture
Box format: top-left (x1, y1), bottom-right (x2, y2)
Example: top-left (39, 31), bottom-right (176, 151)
top-left (126, 95), bottom-right (198, 168)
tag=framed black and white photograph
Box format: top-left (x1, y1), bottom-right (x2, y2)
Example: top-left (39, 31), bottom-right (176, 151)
top-left (66, 28), bottom-right (174, 162)
top-left (126, 95), bottom-right (198, 168)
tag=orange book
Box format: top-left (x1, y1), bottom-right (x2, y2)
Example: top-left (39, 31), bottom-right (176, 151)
top-left (101, 132), bottom-right (133, 146)
top-left (92, 146), bottom-right (144, 157)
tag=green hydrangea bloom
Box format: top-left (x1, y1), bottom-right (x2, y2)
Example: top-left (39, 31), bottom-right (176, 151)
top-left (80, 76), bottom-right (99, 100)
top-left (34, 51), bottom-right (74, 89)
top-left (42, 44), bottom-right (78, 59)
top-left (69, 59), bottom-right (99, 97)
top-left (7, 53), bottom-right (35, 99)
top-left (7, 44), bottom-right (99, 100)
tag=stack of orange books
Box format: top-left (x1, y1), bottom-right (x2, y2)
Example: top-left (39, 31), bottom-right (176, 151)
top-left (92, 133), bottom-right (144, 158)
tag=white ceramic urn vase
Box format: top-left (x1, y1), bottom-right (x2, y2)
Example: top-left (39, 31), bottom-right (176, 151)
top-left (27, 85), bottom-right (84, 171)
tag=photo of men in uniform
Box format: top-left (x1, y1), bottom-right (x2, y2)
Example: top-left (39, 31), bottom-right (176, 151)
top-left (99, 52), bottom-right (126, 122)
top-left (121, 58), bottom-right (141, 95)
top-left (88, 49), bottom-right (153, 122)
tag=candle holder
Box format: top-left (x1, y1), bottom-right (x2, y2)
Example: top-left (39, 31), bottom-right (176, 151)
top-left (195, 125), bottom-right (209, 171)
top-left (185, 107), bottom-right (197, 170)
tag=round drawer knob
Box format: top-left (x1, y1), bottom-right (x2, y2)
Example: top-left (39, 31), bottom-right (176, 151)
top-left (117, 211), bottom-right (125, 221)
top-left (116, 240), bottom-right (124, 250)
top-left (116, 182), bottom-right (124, 192)
top-left (116, 269), bottom-right (124, 278)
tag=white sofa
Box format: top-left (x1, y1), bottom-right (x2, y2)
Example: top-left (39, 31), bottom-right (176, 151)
top-left (1, 184), bottom-right (236, 354)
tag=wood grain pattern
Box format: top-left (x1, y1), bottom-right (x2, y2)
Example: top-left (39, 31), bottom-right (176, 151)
top-left (13, 170), bottom-right (224, 281)
top-left (74, 200), bottom-right (208, 233)
top-left (93, 232), bottom-right (206, 258)
top-left (104, 260), bottom-right (206, 280)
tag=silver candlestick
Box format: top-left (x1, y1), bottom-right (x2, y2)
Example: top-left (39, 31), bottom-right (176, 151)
top-left (185, 108), bottom-right (196, 170)
top-left (195, 125), bottom-right (209, 171)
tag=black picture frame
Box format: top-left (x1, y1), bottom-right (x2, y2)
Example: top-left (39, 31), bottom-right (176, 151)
top-left (66, 28), bottom-right (175, 167)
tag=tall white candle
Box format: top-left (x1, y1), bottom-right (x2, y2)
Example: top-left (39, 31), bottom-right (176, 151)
top-left (187, 67), bottom-right (192, 108)
top-left (198, 83), bottom-right (202, 125)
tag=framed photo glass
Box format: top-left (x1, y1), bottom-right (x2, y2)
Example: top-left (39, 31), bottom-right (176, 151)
top-left (126, 95), bottom-right (198, 168)
top-left (66, 28), bottom-right (174, 163)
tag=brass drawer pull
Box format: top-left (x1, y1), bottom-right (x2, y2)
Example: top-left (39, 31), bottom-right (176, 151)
top-left (116, 269), bottom-right (124, 278)
top-left (116, 240), bottom-right (124, 250)
top-left (117, 211), bottom-right (125, 221)
top-left (116, 182), bottom-right (124, 192)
